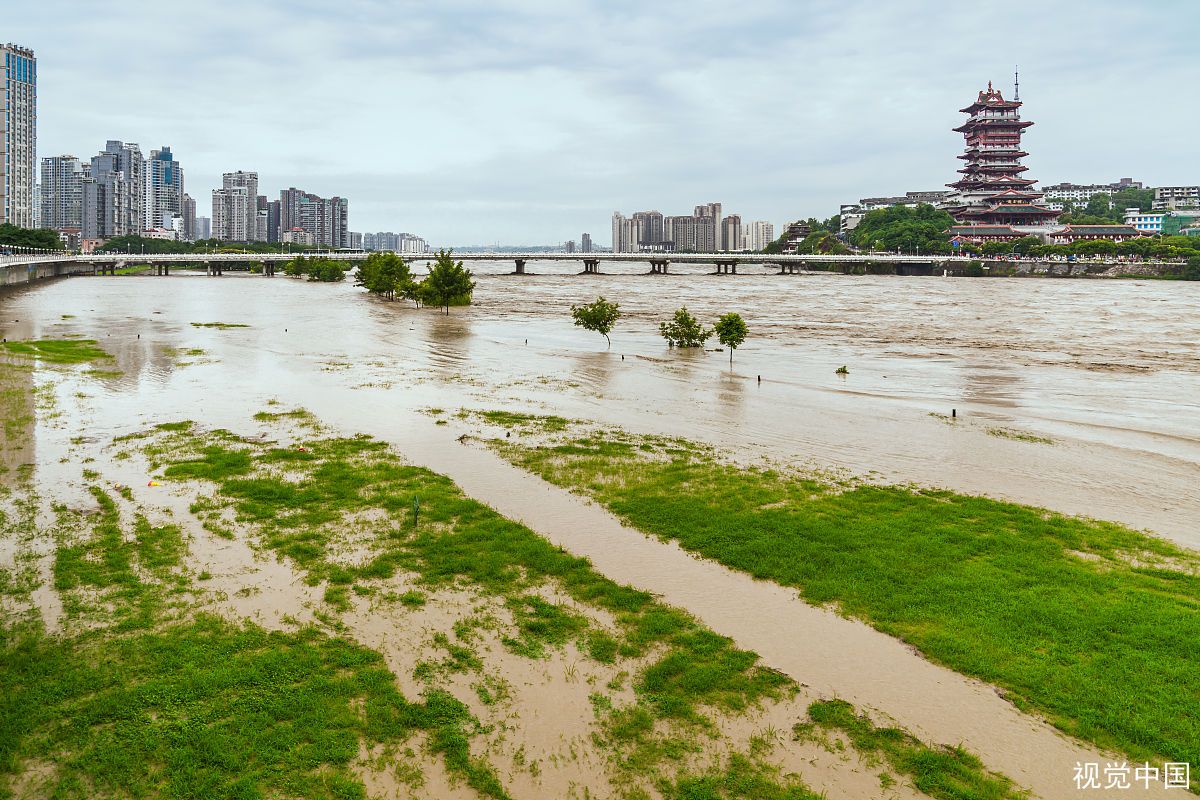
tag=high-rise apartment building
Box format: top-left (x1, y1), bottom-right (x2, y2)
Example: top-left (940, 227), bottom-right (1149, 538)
top-left (211, 186), bottom-right (250, 241)
top-left (40, 155), bottom-right (87, 232)
top-left (82, 140), bottom-right (144, 239)
top-left (720, 215), bottom-right (742, 252)
top-left (144, 146), bottom-right (184, 230)
top-left (280, 187), bottom-right (349, 247)
top-left (2, 44), bottom-right (37, 228)
top-left (266, 199), bottom-right (281, 243)
top-left (362, 231), bottom-right (427, 253)
top-left (693, 202), bottom-right (723, 251)
top-left (180, 193), bottom-right (196, 240)
top-left (581, 232), bottom-right (592, 253)
top-left (632, 210), bottom-right (664, 247)
top-left (218, 172), bottom-right (259, 241)
top-left (611, 212), bottom-right (642, 253)
top-left (195, 216), bottom-right (211, 240)
top-left (742, 220), bottom-right (775, 251)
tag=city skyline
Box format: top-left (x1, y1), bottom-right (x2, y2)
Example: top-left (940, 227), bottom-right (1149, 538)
top-left (6, 1), bottom-right (1200, 245)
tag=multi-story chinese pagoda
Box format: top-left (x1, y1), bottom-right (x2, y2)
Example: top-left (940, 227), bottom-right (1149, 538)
top-left (944, 81), bottom-right (1061, 236)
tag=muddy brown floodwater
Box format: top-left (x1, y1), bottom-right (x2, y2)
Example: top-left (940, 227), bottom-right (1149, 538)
top-left (2, 268), bottom-right (1197, 798)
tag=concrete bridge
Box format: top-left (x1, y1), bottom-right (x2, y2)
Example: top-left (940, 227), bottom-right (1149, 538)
top-left (0, 250), bottom-right (1182, 288)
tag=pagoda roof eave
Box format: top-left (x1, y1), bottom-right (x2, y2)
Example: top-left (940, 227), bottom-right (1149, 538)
top-left (958, 100), bottom-right (1022, 113)
top-left (953, 120), bottom-right (1035, 133)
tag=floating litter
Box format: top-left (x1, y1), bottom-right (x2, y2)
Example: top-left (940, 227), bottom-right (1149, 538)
top-left (147, 480), bottom-right (161, 487)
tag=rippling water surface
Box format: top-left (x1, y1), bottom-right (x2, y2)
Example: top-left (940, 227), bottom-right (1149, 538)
top-left (3, 264), bottom-right (1198, 544)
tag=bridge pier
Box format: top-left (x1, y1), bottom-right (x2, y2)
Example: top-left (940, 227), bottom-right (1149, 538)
top-left (513, 259), bottom-right (526, 275)
top-left (648, 258), bottom-right (670, 274)
top-left (581, 259), bottom-right (600, 274)
top-left (265, 262), bottom-right (275, 276)
top-left (778, 263), bottom-right (801, 274)
top-left (715, 260), bottom-right (738, 274)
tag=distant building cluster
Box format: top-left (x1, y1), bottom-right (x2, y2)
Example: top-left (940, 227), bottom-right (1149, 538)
top-left (1, 43), bottom-right (432, 252)
top-left (362, 231), bottom-right (429, 254)
top-left (610, 203), bottom-right (773, 253)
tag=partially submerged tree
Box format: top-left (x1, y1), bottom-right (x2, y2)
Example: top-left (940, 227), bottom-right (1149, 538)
top-left (420, 250), bottom-right (476, 315)
top-left (356, 252), bottom-right (412, 300)
top-left (306, 258), bottom-right (346, 282)
top-left (713, 312), bottom-right (748, 365)
top-left (571, 296), bottom-right (621, 347)
top-left (659, 307), bottom-right (711, 348)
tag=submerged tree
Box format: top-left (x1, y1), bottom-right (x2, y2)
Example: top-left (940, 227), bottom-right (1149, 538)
top-left (283, 255), bottom-right (309, 276)
top-left (306, 258), bottom-right (346, 282)
top-left (659, 306), bottom-right (711, 348)
top-left (419, 249), bottom-right (475, 315)
top-left (571, 296), bottom-right (621, 347)
top-left (713, 312), bottom-right (748, 365)
top-left (356, 252), bottom-right (412, 300)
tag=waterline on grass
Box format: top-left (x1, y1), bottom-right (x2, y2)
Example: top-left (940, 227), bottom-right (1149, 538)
top-left (370, 418), bottom-right (1126, 800)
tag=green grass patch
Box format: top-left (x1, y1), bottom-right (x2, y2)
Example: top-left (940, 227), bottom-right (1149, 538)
top-left (147, 425), bottom-right (791, 736)
top-left (488, 421), bottom-right (1200, 771)
top-left (805, 699), bottom-right (1026, 800)
top-left (986, 427), bottom-right (1054, 445)
top-left (0, 615), bottom-right (508, 800)
top-left (0, 339), bottom-right (111, 364)
top-left (474, 410), bottom-right (571, 433)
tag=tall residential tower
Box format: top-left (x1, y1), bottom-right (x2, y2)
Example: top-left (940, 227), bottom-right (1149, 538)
top-left (144, 146), bottom-right (184, 230)
top-left (2, 44), bottom-right (37, 228)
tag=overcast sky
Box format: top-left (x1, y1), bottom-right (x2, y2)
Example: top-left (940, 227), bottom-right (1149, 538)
top-left (12, 0), bottom-right (1199, 245)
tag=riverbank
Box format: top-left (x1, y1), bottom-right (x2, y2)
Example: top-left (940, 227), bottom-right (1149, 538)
top-left (464, 412), bottom-right (1200, 782)
top-left (1, 366), bottom-right (1035, 798)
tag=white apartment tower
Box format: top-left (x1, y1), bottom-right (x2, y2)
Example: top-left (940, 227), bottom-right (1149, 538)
top-left (144, 146), bottom-right (184, 230)
top-left (40, 155), bottom-right (87, 231)
top-left (211, 186), bottom-right (251, 241)
top-left (217, 171), bottom-right (259, 241)
top-left (2, 44), bottom-right (37, 228)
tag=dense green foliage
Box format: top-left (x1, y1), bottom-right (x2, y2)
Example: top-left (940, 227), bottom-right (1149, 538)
top-left (1059, 188), bottom-right (1156, 224)
top-left (805, 700), bottom-right (1024, 800)
top-left (849, 204), bottom-right (956, 254)
top-left (0, 224), bottom-right (62, 251)
top-left (790, 230), bottom-right (851, 255)
top-left (355, 252), bottom-right (413, 300)
top-left (763, 216), bottom-right (840, 254)
top-left (419, 250), bottom-right (475, 313)
top-left (493, 427), bottom-right (1200, 773)
top-left (571, 296), bottom-right (621, 346)
top-left (283, 255), bottom-right (346, 282)
top-left (659, 307), bottom-right (711, 348)
top-left (1184, 254), bottom-right (1200, 280)
top-left (713, 313), bottom-right (748, 363)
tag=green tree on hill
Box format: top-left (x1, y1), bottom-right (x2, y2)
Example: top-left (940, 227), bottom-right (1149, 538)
top-left (848, 204), bottom-right (955, 254)
top-left (418, 250), bottom-right (475, 315)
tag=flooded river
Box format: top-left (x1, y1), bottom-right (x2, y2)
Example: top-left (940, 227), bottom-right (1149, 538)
top-left (3, 265), bottom-right (1197, 544)
top-left (3, 267), bottom-right (1196, 797)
